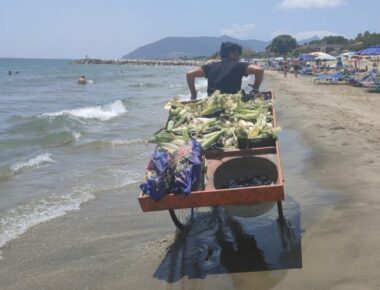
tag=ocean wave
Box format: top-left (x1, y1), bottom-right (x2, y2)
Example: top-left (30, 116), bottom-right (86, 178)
top-left (72, 138), bottom-right (145, 151)
top-left (7, 114), bottom-right (79, 135)
top-left (41, 100), bottom-right (127, 121)
top-left (10, 153), bottom-right (55, 173)
top-left (127, 83), bottom-right (162, 88)
top-left (39, 130), bottom-right (81, 147)
top-left (166, 83), bottom-right (183, 88)
top-left (1, 130), bottom-right (81, 149)
top-left (0, 188), bottom-right (95, 251)
top-left (109, 138), bottom-right (145, 146)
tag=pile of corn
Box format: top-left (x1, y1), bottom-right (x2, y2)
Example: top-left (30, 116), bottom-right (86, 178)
top-left (148, 91), bottom-right (280, 152)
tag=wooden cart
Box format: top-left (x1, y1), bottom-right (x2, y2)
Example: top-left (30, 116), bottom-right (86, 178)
top-left (138, 92), bottom-right (285, 230)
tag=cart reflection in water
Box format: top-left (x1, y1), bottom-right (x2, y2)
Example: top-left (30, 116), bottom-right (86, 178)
top-left (154, 196), bottom-right (301, 283)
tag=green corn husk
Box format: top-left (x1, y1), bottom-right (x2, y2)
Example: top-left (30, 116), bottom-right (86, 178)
top-left (169, 106), bottom-right (183, 116)
top-left (164, 97), bottom-right (184, 111)
top-left (151, 92), bottom-right (279, 152)
top-left (201, 106), bottom-right (221, 117)
top-left (178, 107), bottom-right (189, 117)
top-left (235, 112), bottom-right (260, 121)
top-left (148, 130), bottom-right (175, 144)
top-left (174, 113), bottom-right (188, 128)
top-left (156, 142), bottom-right (180, 153)
top-left (166, 120), bottom-right (174, 131)
top-left (170, 126), bottom-right (186, 134)
top-left (199, 130), bottom-right (224, 150)
top-left (171, 139), bottom-right (186, 147)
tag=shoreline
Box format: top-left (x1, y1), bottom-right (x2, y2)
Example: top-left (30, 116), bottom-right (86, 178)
top-left (72, 58), bottom-right (207, 66)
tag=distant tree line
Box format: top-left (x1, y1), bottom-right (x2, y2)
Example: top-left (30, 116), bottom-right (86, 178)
top-left (265, 31), bottom-right (380, 56)
top-left (205, 31), bottom-right (380, 60)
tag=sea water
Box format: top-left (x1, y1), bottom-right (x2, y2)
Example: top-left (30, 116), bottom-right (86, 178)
top-left (0, 59), bottom-right (201, 249)
top-left (0, 59), bottom-right (259, 250)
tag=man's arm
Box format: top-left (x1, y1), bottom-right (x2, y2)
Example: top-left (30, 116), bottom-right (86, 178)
top-left (186, 67), bottom-right (205, 100)
top-left (246, 64), bottom-right (264, 90)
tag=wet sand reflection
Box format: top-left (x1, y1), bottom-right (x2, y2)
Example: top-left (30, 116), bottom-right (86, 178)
top-left (154, 195), bottom-right (301, 283)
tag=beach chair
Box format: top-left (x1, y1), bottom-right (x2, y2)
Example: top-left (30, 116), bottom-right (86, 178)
top-left (348, 69), bottom-right (378, 87)
top-left (313, 70), bottom-right (351, 84)
top-left (366, 81), bottom-right (380, 93)
top-left (299, 66), bottom-right (312, 76)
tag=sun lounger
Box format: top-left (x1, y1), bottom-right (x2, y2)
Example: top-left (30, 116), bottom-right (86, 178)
top-left (300, 67), bottom-right (313, 76)
top-left (366, 81), bottom-right (380, 93)
top-left (348, 69), bottom-right (378, 87)
top-left (313, 71), bottom-right (351, 83)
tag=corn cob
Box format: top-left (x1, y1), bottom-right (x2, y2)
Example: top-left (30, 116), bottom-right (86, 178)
top-left (200, 130), bottom-right (224, 150)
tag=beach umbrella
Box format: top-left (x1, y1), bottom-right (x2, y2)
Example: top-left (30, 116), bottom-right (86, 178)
top-left (338, 51), bottom-right (356, 57)
top-left (311, 52), bottom-right (336, 61)
top-left (298, 54), bottom-right (315, 61)
top-left (356, 46), bottom-right (380, 81)
top-left (356, 45), bottom-right (380, 56)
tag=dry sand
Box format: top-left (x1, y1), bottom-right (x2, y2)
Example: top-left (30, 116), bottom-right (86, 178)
top-left (268, 70), bottom-right (380, 290)
top-left (1, 70), bottom-right (380, 290)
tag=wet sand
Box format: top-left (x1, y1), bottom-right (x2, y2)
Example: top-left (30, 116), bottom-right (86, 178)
top-left (1, 71), bottom-right (380, 289)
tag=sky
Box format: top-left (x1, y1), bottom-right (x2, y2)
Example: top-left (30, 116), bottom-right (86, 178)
top-left (1, 0), bottom-right (379, 59)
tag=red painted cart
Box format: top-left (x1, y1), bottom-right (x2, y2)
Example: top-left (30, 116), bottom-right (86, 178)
top-left (138, 92), bottom-right (285, 230)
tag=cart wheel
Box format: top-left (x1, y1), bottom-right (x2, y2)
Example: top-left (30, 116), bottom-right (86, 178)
top-left (169, 208), bottom-right (194, 230)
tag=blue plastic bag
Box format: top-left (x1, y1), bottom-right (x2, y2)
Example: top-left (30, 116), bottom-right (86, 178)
top-left (140, 151), bottom-right (172, 201)
top-left (171, 140), bottom-right (203, 196)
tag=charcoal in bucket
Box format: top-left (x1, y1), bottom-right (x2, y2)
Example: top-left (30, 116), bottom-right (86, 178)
top-left (213, 156), bottom-right (278, 217)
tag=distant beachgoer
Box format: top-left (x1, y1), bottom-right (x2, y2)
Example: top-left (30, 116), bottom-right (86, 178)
top-left (78, 75), bottom-right (86, 85)
top-left (8, 70), bottom-right (11, 75)
top-left (283, 59), bottom-right (288, 77)
top-left (336, 57), bottom-right (343, 71)
top-left (292, 60), bottom-right (300, 78)
top-left (186, 42), bottom-right (264, 100)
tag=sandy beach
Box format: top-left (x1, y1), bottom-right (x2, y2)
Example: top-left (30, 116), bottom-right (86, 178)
top-left (1, 69), bottom-right (380, 290)
top-left (268, 70), bottom-right (380, 290)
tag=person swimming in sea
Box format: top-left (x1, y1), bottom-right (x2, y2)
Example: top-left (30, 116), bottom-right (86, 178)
top-left (78, 75), bottom-right (86, 85)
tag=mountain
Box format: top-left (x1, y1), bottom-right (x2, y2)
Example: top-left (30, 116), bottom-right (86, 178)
top-left (297, 35), bottom-right (321, 45)
top-left (123, 35), bottom-right (269, 59)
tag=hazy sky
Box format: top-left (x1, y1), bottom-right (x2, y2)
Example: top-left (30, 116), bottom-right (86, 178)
top-left (1, 0), bottom-right (379, 59)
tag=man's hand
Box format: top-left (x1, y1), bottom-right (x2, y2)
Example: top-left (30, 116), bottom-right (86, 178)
top-left (246, 64), bottom-right (264, 90)
top-left (186, 67), bottom-right (205, 100)
top-left (191, 91), bottom-right (197, 100)
top-left (248, 84), bottom-right (260, 92)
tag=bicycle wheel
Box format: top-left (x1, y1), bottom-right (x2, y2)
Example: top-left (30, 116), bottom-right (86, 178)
top-left (169, 208), bottom-right (195, 230)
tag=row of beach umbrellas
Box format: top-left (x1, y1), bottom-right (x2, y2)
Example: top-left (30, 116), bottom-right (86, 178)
top-left (296, 45), bottom-right (380, 62)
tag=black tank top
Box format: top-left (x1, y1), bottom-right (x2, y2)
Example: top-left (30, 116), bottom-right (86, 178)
top-left (202, 60), bottom-right (249, 95)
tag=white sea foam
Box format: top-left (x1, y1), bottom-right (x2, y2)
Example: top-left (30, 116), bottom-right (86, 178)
top-left (109, 138), bottom-right (144, 146)
top-left (41, 100), bottom-right (127, 121)
top-left (11, 153), bottom-right (55, 173)
top-left (167, 83), bottom-right (182, 88)
top-left (0, 188), bottom-right (95, 252)
top-left (72, 131), bottom-right (81, 140)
